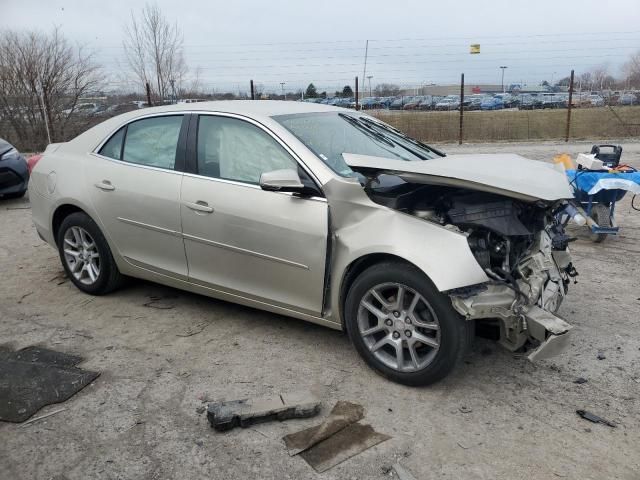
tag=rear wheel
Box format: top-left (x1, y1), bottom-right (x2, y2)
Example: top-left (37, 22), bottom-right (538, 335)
top-left (345, 262), bottom-right (470, 386)
top-left (57, 212), bottom-right (123, 295)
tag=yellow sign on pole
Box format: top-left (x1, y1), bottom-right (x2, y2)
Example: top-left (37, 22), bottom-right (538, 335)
top-left (470, 44), bottom-right (480, 54)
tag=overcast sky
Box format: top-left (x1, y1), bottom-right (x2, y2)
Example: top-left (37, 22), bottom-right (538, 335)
top-left (3, 0), bottom-right (640, 94)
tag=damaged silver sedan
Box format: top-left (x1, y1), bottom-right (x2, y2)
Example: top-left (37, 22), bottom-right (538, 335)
top-left (29, 101), bottom-right (577, 385)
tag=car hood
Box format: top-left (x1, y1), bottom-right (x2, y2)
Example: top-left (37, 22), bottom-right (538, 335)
top-left (343, 153), bottom-right (573, 202)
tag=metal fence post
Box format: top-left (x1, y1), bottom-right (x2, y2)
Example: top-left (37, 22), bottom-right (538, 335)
top-left (145, 82), bottom-right (152, 107)
top-left (565, 69), bottom-right (574, 142)
top-left (459, 73), bottom-right (464, 145)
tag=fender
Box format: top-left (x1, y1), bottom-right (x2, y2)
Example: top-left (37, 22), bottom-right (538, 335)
top-left (322, 176), bottom-right (488, 323)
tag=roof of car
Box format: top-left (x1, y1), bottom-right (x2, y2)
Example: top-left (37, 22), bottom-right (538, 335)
top-left (129, 100), bottom-right (344, 118)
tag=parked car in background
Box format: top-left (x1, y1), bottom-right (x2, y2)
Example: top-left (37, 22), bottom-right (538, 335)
top-left (480, 96), bottom-right (504, 110)
top-left (62, 102), bottom-right (103, 116)
top-left (0, 138), bottom-right (29, 199)
top-left (618, 93), bottom-right (637, 106)
top-left (389, 96), bottom-right (413, 110)
top-left (404, 96), bottom-right (428, 110)
top-left (27, 101), bottom-right (577, 386)
top-left (541, 94), bottom-right (565, 109)
top-left (434, 96), bottom-right (460, 111)
top-left (360, 97), bottom-right (376, 110)
top-left (379, 97), bottom-right (395, 109)
top-left (589, 95), bottom-right (605, 107)
top-left (518, 94), bottom-right (542, 110)
top-left (464, 95), bottom-right (485, 111)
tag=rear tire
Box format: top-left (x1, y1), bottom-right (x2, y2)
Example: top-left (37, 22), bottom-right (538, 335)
top-left (345, 261), bottom-right (470, 386)
top-left (57, 212), bottom-right (123, 295)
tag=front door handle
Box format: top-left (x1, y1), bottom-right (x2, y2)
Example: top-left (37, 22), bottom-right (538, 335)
top-left (95, 180), bottom-right (115, 191)
top-left (184, 200), bottom-right (214, 213)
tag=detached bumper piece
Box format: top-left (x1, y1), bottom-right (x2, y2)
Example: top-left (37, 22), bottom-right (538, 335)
top-left (524, 306), bottom-right (572, 362)
top-left (207, 391), bottom-right (320, 431)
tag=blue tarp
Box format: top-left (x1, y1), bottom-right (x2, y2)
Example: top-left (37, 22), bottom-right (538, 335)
top-left (566, 169), bottom-right (640, 195)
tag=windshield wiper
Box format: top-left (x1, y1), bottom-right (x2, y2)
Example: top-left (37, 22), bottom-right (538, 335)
top-left (338, 113), bottom-right (395, 148)
top-left (358, 117), bottom-right (446, 157)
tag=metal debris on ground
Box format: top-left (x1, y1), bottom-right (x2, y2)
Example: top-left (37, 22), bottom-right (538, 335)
top-left (576, 409), bottom-right (617, 428)
top-left (283, 400), bottom-right (391, 473)
top-left (207, 390), bottom-right (320, 431)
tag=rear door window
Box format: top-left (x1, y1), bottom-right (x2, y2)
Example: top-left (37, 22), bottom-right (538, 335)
top-left (122, 116), bottom-right (183, 169)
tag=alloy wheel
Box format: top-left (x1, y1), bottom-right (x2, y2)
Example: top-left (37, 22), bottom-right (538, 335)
top-left (63, 226), bottom-right (101, 285)
top-left (357, 282), bottom-right (441, 372)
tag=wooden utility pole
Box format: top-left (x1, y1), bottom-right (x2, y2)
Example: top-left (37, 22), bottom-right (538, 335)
top-left (459, 73), bottom-right (465, 145)
top-left (250, 80), bottom-right (255, 100)
top-left (565, 70), bottom-right (574, 142)
top-left (145, 82), bottom-right (152, 106)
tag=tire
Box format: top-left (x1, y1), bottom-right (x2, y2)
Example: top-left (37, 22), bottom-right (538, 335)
top-left (589, 203), bottom-right (611, 243)
top-left (345, 261), bottom-right (470, 386)
top-left (57, 212), bottom-right (123, 295)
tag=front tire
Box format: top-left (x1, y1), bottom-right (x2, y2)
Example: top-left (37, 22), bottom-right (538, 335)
top-left (345, 262), bottom-right (469, 386)
top-left (57, 212), bottom-right (123, 295)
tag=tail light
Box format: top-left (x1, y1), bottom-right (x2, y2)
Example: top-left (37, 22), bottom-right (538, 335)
top-left (27, 154), bottom-right (43, 174)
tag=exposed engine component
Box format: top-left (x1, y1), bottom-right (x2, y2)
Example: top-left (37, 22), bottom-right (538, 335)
top-left (445, 193), bottom-right (532, 237)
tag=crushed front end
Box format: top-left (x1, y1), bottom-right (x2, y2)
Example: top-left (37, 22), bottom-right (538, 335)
top-left (363, 174), bottom-right (578, 361)
top-left (442, 194), bottom-right (578, 361)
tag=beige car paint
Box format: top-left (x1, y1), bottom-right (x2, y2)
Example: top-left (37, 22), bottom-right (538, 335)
top-left (28, 101), bottom-right (573, 361)
top-left (86, 152), bottom-right (188, 280)
top-left (343, 152), bottom-right (574, 202)
top-left (180, 173), bottom-right (328, 316)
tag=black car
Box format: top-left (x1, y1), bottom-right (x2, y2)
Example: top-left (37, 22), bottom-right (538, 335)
top-left (0, 139), bottom-right (29, 198)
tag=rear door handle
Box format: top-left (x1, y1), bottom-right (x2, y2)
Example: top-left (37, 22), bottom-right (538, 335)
top-left (184, 200), bottom-right (214, 213)
top-left (95, 180), bottom-right (115, 191)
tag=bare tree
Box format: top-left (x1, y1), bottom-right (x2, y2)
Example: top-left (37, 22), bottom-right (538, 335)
top-left (623, 51), bottom-right (640, 88)
top-left (373, 83), bottom-right (401, 96)
top-left (123, 3), bottom-right (187, 102)
top-left (0, 28), bottom-right (101, 150)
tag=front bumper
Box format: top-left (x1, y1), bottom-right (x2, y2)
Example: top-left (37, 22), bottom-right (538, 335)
top-left (448, 233), bottom-right (573, 362)
top-left (0, 162), bottom-right (29, 195)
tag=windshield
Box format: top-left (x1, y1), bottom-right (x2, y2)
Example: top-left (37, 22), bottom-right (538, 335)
top-left (273, 112), bottom-right (443, 176)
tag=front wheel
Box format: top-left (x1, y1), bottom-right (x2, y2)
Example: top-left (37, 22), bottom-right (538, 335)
top-left (57, 212), bottom-right (123, 295)
top-left (345, 262), bottom-right (470, 386)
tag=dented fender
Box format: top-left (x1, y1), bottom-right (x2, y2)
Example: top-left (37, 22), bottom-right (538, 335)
top-left (322, 176), bottom-right (489, 324)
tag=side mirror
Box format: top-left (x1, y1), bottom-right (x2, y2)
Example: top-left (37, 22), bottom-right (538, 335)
top-left (259, 168), bottom-right (305, 193)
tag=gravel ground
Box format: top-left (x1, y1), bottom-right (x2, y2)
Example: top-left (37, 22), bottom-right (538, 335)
top-left (1, 140), bottom-right (639, 480)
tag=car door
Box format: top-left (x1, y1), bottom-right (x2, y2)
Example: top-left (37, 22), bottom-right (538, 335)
top-left (180, 113), bottom-right (328, 315)
top-left (87, 114), bottom-right (189, 279)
